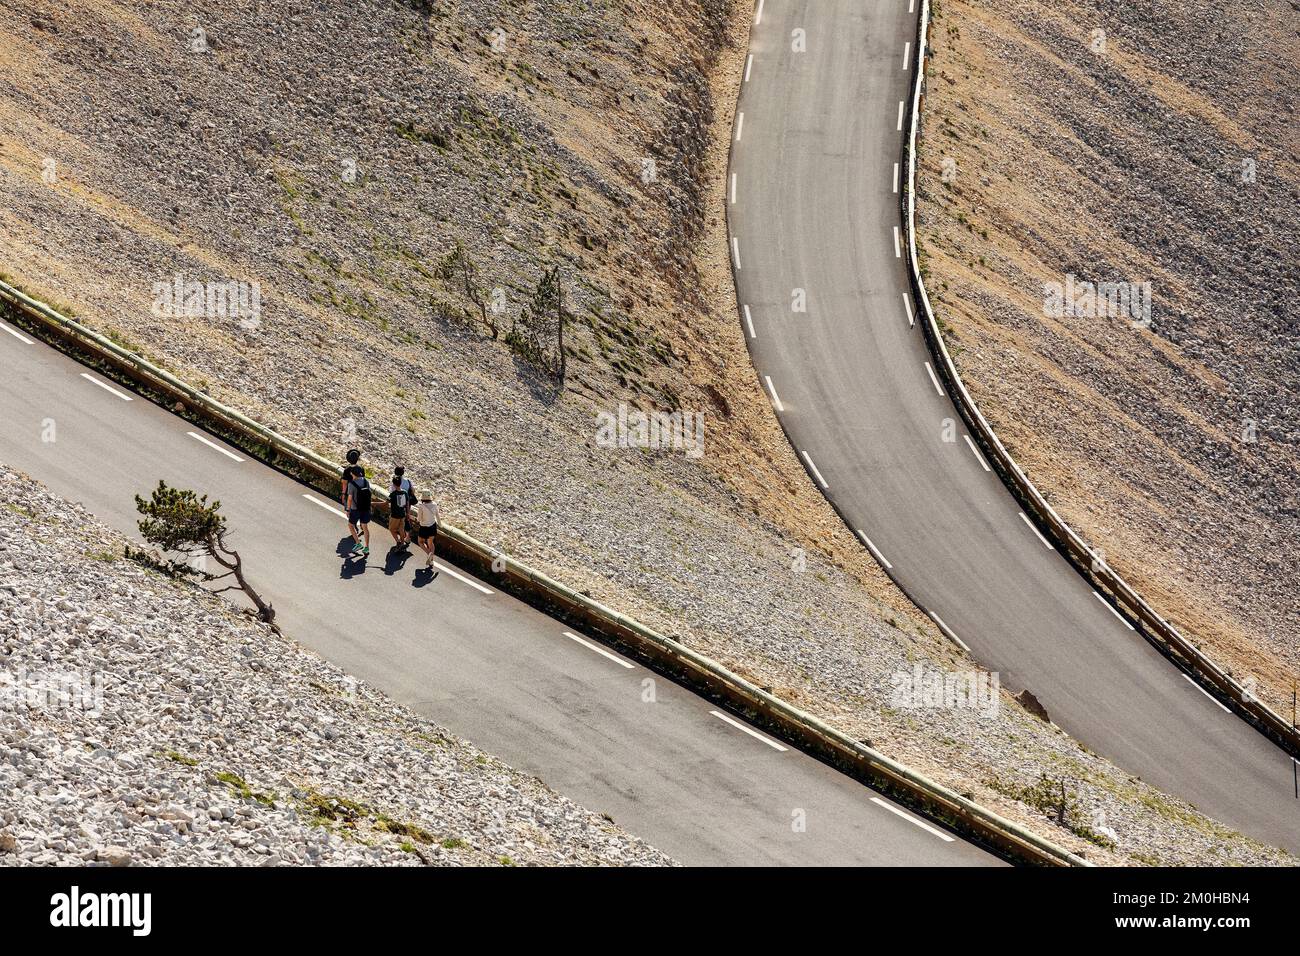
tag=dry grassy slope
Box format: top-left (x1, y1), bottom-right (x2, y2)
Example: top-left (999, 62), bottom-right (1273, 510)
top-left (916, 0), bottom-right (1300, 713)
top-left (0, 0), bottom-right (1294, 864)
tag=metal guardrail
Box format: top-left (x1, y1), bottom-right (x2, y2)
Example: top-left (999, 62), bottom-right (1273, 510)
top-left (900, 0), bottom-right (1299, 757)
top-left (0, 273), bottom-right (1088, 865)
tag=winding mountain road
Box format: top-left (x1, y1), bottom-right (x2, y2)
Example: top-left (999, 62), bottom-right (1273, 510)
top-left (727, 0), bottom-right (1296, 853)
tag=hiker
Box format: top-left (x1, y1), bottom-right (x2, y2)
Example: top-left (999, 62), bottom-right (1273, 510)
top-left (388, 475), bottom-right (412, 550)
top-left (394, 466), bottom-right (417, 539)
top-left (414, 489), bottom-right (440, 568)
top-left (345, 465), bottom-right (372, 557)
top-left (340, 449), bottom-right (361, 506)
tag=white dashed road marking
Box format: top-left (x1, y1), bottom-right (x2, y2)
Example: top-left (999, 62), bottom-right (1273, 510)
top-left (745, 53), bottom-right (753, 82)
top-left (893, 226), bottom-right (901, 258)
top-left (79, 373), bottom-right (133, 401)
top-left (432, 560), bottom-right (495, 595)
top-left (764, 375), bottom-right (784, 412)
top-left (801, 450), bottom-right (829, 489)
top-left (755, 0), bottom-right (765, 25)
top-left (565, 631), bottom-right (634, 669)
top-left (303, 494), bottom-right (347, 519)
top-left (1, 323), bottom-right (33, 344)
top-left (923, 361), bottom-right (944, 396)
top-left (964, 434), bottom-right (991, 472)
top-left (856, 530), bottom-right (893, 570)
top-left (710, 710), bottom-right (787, 751)
top-left (893, 162), bottom-right (899, 194)
top-left (1092, 591), bottom-right (1134, 630)
top-left (187, 431), bottom-right (245, 462)
top-left (903, 41), bottom-right (911, 70)
top-left (736, 112), bottom-right (745, 142)
top-left (743, 304), bottom-right (756, 339)
top-left (871, 797), bottom-right (955, 841)
top-left (730, 172), bottom-right (737, 204)
top-left (902, 292), bottom-right (914, 327)
top-left (928, 611), bottom-right (971, 653)
top-left (1182, 673), bottom-right (1231, 714)
top-left (1017, 511), bottom-right (1054, 550)
top-left (732, 236), bottom-right (742, 269)
top-left (897, 100), bottom-right (905, 131)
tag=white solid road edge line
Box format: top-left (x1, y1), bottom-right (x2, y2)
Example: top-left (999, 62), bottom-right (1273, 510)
top-left (1017, 511), bottom-right (1054, 550)
top-left (764, 375), bottom-right (784, 412)
top-left (928, 611), bottom-right (971, 653)
top-left (187, 431), bottom-right (245, 462)
top-left (1092, 590), bottom-right (1135, 631)
top-left (432, 560), bottom-right (495, 595)
top-left (564, 631), bottom-right (634, 669)
top-left (1, 322), bottom-right (33, 344)
top-left (710, 710), bottom-right (787, 751)
top-left (302, 494), bottom-right (347, 519)
top-left (870, 796), bottom-right (956, 841)
top-left (79, 372), bottom-right (133, 401)
top-left (801, 450), bottom-right (829, 489)
top-left (923, 361), bottom-right (945, 396)
top-left (856, 529), bottom-right (893, 570)
top-left (743, 304), bottom-right (756, 339)
top-left (1182, 673), bottom-right (1231, 714)
top-left (963, 434), bottom-right (991, 472)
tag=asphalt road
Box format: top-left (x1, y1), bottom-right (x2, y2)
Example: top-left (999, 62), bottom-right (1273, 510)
top-left (0, 316), bottom-right (1000, 867)
top-left (727, 0), bottom-right (1297, 853)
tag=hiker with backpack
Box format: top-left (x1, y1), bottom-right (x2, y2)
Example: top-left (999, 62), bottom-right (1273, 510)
top-left (387, 475), bottom-right (413, 550)
top-left (345, 465), bottom-right (373, 557)
top-left (340, 449), bottom-right (361, 531)
top-left (394, 466), bottom-right (417, 540)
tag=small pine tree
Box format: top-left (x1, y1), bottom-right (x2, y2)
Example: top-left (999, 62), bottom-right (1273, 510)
top-left (438, 240), bottom-right (496, 339)
top-left (132, 480), bottom-right (276, 627)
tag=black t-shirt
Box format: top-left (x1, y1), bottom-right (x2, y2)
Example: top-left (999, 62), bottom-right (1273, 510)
top-left (390, 488), bottom-right (409, 519)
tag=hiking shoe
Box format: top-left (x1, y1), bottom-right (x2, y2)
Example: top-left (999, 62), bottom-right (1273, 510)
top-left (351, 542), bottom-right (364, 554)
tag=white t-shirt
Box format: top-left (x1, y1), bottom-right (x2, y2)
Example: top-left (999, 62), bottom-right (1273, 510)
top-left (417, 501), bottom-right (440, 527)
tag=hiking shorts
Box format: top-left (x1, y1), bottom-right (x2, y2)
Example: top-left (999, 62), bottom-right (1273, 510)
top-left (349, 509), bottom-right (371, 526)
top-left (417, 523), bottom-right (437, 542)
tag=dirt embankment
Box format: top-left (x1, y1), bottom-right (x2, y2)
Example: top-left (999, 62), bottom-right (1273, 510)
top-left (915, 0), bottom-right (1299, 713)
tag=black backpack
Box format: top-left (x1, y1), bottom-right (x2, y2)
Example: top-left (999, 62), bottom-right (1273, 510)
top-left (350, 476), bottom-right (372, 511)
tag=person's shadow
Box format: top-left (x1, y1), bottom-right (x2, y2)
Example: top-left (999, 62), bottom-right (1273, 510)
top-left (412, 565), bottom-right (439, 588)
top-left (337, 536), bottom-right (366, 578)
top-left (382, 546), bottom-right (413, 577)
